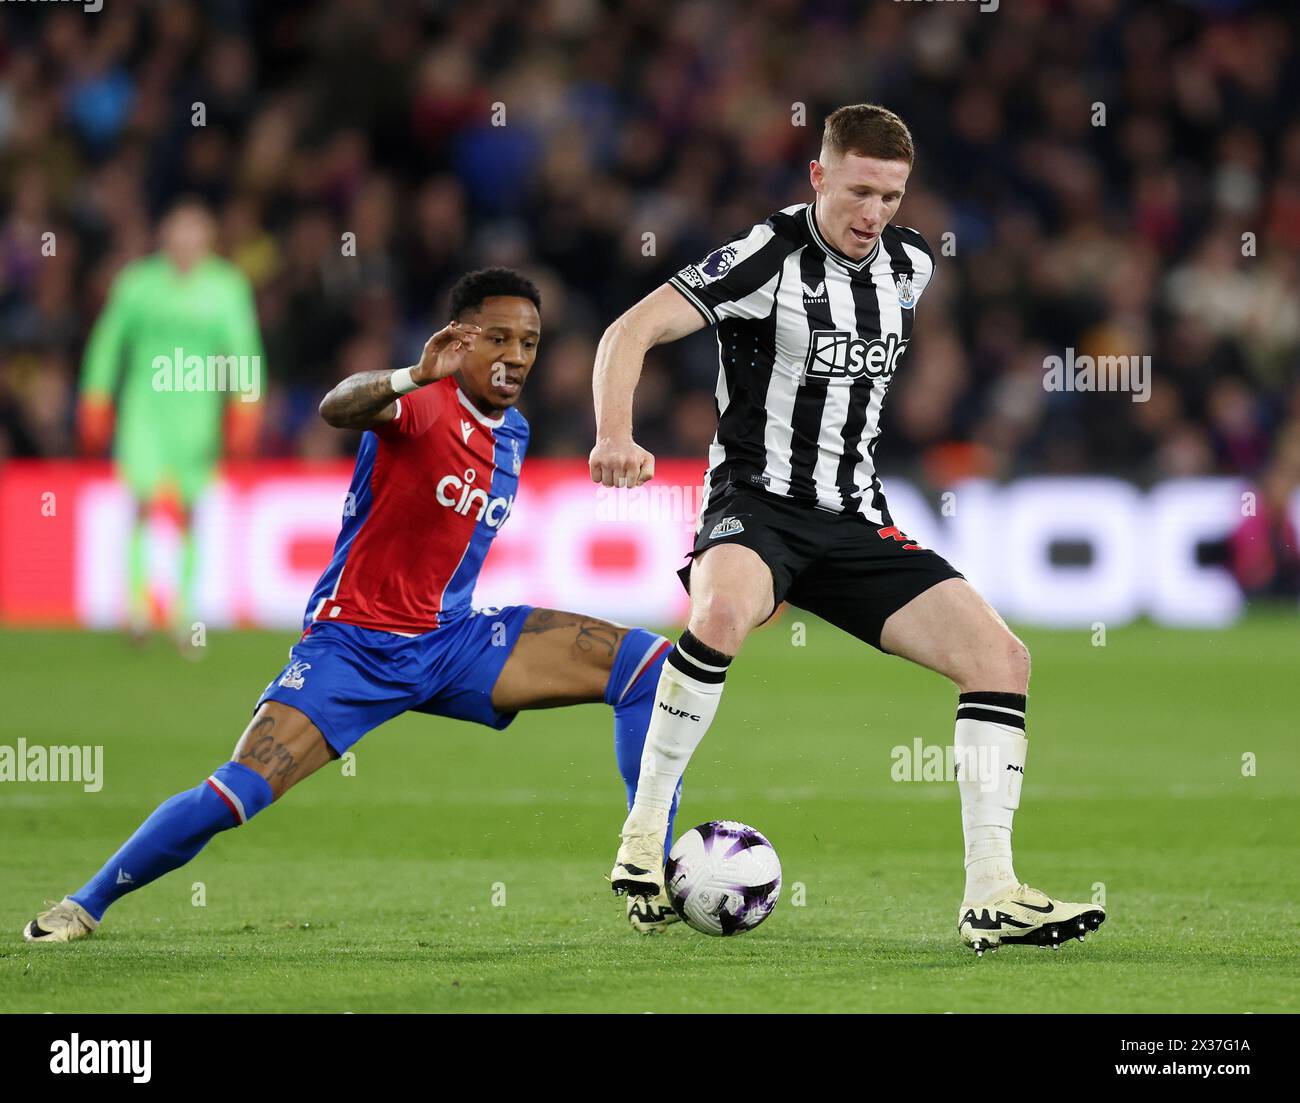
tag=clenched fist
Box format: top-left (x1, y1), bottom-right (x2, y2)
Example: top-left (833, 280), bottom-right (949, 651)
top-left (589, 436), bottom-right (655, 487)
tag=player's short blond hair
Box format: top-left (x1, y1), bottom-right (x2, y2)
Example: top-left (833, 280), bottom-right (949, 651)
top-left (821, 104), bottom-right (914, 166)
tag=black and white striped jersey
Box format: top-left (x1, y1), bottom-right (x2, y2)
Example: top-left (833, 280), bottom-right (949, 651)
top-left (668, 202), bottom-right (934, 523)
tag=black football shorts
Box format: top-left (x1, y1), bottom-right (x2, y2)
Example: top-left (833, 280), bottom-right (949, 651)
top-left (678, 485), bottom-right (965, 651)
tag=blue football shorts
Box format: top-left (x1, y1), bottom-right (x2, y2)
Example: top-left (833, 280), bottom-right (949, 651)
top-left (255, 605), bottom-right (534, 756)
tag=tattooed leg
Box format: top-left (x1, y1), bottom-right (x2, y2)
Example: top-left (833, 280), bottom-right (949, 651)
top-left (231, 702), bottom-right (336, 801)
top-left (491, 608), bottom-right (630, 711)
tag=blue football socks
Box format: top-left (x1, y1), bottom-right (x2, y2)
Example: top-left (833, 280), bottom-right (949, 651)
top-left (70, 760), bottom-right (273, 921)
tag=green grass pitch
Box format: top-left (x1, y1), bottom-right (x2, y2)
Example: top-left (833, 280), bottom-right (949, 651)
top-left (2, 615), bottom-right (1298, 1013)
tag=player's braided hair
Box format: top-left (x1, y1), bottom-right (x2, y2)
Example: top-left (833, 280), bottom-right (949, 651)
top-left (449, 267), bottom-right (542, 319)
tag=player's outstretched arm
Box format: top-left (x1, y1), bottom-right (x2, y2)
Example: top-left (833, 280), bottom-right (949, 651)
top-left (590, 284), bottom-right (705, 487)
top-left (318, 321), bottom-right (480, 430)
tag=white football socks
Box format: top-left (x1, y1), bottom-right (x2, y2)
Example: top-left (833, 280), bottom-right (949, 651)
top-left (624, 631), bottom-right (730, 834)
top-left (954, 692), bottom-right (1028, 904)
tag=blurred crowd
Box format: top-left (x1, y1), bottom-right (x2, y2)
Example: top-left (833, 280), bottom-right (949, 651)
top-left (2, 0), bottom-right (1299, 593)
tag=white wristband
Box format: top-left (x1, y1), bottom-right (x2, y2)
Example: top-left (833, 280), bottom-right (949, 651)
top-left (390, 366), bottom-right (420, 395)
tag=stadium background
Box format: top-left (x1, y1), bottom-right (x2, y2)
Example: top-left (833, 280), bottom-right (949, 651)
top-left (2, 0), bottom-right (1300, 628)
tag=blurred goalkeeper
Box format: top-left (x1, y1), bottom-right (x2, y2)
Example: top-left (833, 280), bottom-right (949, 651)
top-left (78, 198), bottom-right (263, 644)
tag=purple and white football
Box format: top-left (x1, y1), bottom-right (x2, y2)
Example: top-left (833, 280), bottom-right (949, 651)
top-left (664, 820), bottom-right (782, 936)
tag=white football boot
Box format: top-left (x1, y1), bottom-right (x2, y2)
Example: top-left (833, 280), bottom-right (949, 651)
top-left (23, 897), bottom-right (99, 943)
top-left (610, 827), bottom-right (666, 898)
top-left (958, 883), bottom-right (1105, 956)
top-left (627, 888), bottom-right (681, 935)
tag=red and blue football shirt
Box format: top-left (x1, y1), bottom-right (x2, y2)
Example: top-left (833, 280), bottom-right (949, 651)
top-left (303, 376), bottom-right (528, 634)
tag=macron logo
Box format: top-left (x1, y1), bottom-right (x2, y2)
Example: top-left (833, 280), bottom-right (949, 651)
top-left (460, 420), bottom-right (474, 443)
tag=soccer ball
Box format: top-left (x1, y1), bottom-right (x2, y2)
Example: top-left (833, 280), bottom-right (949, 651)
top-left (664, 820), bottom-right (782, 936)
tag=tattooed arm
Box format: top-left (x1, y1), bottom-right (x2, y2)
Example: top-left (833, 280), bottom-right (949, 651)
top-left (318, 370), bottom-right (404, 430)
top-left (318, 320), bottom-right (481, 429)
